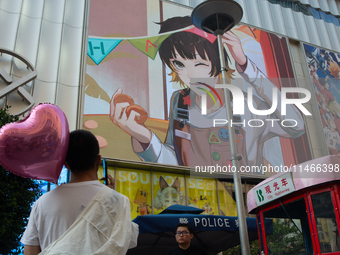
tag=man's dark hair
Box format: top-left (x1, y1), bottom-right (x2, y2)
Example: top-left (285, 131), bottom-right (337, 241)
top-left (65, 129), bottom-right (99, 172)
top-left (158, 16), bottom-right (228, 78)
top-left (176, 223), bottom-right (193, 234)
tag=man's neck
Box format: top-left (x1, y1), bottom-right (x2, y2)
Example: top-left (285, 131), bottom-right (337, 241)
top-left (69, 169), bottom-right (98, 183)
top-left (178, 243), bottom-right (190, 250)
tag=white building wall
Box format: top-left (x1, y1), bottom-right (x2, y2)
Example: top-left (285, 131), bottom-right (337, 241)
top-left (0, 0), bottom-right (88, 131)
top-left (168, 0), bottom-right (340, 53)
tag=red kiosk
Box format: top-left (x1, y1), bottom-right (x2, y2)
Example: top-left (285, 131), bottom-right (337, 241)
top-left (247, 155), bottom-right (340, 255)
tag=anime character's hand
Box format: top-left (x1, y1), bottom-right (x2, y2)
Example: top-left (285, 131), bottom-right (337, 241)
top-left (222, 31), bottom-right (247, 71)
top-left (110, 88), bottom-right (151, 144)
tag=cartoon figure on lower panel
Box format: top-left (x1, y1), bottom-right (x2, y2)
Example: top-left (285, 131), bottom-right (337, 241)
top-left (134, 187), bottom-right (151, 215)
top-left (153, 176), bottom-right (186, 210)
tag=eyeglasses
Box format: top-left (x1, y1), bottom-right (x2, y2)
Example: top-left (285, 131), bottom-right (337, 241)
top-left (176, 231), bottom-right (189, 236)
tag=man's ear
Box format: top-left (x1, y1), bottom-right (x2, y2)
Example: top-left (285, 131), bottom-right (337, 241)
top-left (190, 233), bottom-right (194, 239)
top-left (96, 155), bottom-right (102, 165)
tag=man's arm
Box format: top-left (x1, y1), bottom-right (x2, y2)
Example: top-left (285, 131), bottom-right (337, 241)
top-left (23, 245), bottom-right (41, 255)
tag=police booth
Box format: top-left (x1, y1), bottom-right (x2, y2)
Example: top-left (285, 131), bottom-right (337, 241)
top-left (247, 155), bottom-right (340, 255)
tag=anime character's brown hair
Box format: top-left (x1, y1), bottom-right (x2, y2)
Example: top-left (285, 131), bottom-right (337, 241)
top-left (328, 62), bottom-right (340, 78)
top-left (158, 16), bottom-right (231, 87)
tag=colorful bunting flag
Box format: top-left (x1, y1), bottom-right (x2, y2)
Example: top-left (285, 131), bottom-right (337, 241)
top-left (87, 38), bottom-right (122, 65)
top-left (128, 34), bottom-right (170, 60)
top-left (86, 25), bottom-right (222, 64)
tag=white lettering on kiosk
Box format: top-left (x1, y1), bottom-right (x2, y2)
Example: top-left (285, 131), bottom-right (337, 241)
top-left (202, 218), bottom-right (207, 227)
top-left (193, 217), bottom-right (230, 228)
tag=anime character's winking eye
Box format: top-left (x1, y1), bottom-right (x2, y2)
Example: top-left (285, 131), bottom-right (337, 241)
top-left (169, 49), bottom-right (217, 91)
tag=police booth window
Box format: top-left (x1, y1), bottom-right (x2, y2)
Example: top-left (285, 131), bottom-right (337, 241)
top-left (262, 198), bottom-right (313, 255)
top-left (311, 191), bottom-right (340, 254)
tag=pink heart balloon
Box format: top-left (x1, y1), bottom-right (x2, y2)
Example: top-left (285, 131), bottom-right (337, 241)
top-left (0, 104), bottom-right (69, 183)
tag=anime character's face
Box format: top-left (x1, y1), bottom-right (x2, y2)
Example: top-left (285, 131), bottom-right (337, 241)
top-left (160, 186), bottom-right (179, 208)
top-left (324, 82), bottom-right (330, 90)
top-left (330, 119), bottom-right (336, 130)
top-left (170, 49), bottom-right (218, 94)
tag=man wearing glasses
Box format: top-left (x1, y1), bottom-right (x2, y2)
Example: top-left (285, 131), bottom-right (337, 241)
top-left (165, 223), bottom-right (208, 255)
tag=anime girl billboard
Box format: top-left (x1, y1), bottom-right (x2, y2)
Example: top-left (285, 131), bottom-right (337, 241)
top-left (85, 1), bottom-right (311, 172)
top-left (304, 44), bottom-right (340, 155)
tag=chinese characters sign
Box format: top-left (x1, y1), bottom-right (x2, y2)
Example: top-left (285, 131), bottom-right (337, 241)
top-left (253, 172), bottom-right (295, 206)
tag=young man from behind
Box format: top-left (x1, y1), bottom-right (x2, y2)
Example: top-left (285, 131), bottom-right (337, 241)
top-left (21, 129), bottom-right (138, 255)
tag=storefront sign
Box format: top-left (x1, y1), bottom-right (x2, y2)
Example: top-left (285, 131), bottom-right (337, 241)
top-left (253, 172), bottom-right (295, 206)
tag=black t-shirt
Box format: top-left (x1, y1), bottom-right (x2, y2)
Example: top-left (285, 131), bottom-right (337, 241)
top-left (165, 245), bottom-right (209, 255)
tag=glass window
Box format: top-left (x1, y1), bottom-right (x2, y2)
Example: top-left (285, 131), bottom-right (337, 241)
top-left (217, 181), bottom-right (251, 216)
top-left (263, 198), bottom-right (313, 255)
top-left (187, 177), bottom-right (218, 215)
top-left (217, 180), bottom-right (237, 216)
top-left (311, 191), bottom-right (340, 253)
top-left (115, 168), bottom-right (152, 219)
top-left (153, 172), bottom-right (186, 214)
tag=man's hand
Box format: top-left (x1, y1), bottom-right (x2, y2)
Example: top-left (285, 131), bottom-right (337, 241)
top-left (100, 174), bottom-right (115, 189)
top-left (106, 174), bottom-right (115, 190)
